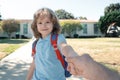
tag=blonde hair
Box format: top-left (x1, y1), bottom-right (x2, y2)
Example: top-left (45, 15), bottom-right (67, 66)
top-left (31, 8), bottom-right (61, 39)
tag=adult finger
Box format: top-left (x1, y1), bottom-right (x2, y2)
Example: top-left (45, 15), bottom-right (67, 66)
top-left (68, 63), bottom-right (78, 75)
top-left (66, 56), bottom-right (78, 63)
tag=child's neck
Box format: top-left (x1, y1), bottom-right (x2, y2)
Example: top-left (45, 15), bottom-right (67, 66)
top-left (41, 34), bottom-right (51, 39)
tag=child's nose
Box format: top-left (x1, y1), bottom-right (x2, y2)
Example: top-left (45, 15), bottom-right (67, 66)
top-left (42, 23), bottom-right (47, 27)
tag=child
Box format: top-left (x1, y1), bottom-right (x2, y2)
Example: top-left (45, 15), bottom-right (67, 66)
top-left (26, 7), bottom-right (78, 80)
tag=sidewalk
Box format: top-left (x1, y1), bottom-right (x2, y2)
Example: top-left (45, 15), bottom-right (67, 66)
top-left (0, 40), bottom-right (83, 80)
top-left (0, 40), bottom-right (33, 80)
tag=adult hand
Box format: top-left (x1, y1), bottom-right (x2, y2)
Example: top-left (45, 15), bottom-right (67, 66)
top-left (66, 54), bottom-right (93, 78)
top-left (66, 54), bottom-right (120, 80)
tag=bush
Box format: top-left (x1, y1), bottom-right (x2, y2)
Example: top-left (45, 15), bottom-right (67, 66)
top-left (73, 34), bottom-right (79, 38)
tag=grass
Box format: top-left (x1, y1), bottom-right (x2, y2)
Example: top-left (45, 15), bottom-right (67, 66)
top-left (66, 38), bottom-right (120, 73)
top-left (0, 38), bottom-right (120, 73)
top-left (0, 39), bottom-right (30, 60)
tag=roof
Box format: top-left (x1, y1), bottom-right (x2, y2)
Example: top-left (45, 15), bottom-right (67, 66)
top-left (59, 19), bottom-right (98, 23)
top-left (16, 19), bottom-right (33, 23)
top-left (1, 19), bottom-right (98, 23)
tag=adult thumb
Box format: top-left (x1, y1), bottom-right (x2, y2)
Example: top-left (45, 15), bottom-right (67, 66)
top-left (66, 57), bottom-right (76, 63)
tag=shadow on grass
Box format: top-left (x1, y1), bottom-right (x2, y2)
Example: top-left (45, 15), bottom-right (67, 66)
top-left (0, 39), bottom-right (30, 44)
top-left (0, 60), bottom-right (30, 80)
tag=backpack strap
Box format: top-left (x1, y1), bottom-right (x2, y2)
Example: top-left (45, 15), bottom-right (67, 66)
top-left (32, 39), bottom-right (38, 57)
top-left (31, 35), bottom-right (65, 67)
top-left (51, 34), bottom-right (65, 68)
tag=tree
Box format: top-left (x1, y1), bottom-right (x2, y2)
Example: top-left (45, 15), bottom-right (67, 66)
top-left (0, 13), bottom-right (2, 32)
top-left (99, 11), bottom-right (120, 35)
top-left (0, 21), bottom-right (3, 32)
top-left (78, 16), bottom-right (87, 20)
top-left (104, 3), bottom-right (120, 15)
top-left (1, 19), bottom-right (20, 38)
top-left (98, 3), bottom-right (120, 36)
top-left (55, 9), bottom-right (75, 19)
top-left (0, 14), bottom-right (2, 21)
top-left (60, 20), bottom-right (82, 37)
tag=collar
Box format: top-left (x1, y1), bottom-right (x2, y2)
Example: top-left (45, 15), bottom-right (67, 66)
top-left (38, 34), bottom-right (51, 42)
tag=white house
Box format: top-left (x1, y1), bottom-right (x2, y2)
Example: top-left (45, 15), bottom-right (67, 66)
top-left (77, 20), bottom-right (101, 37)
top-left (0, 19), bottom-right (102, 38)
top-left (0, 19), bottom-right (33, 38)
top-left (18, 19), bottom-right (33, 38)
top-left (60, 20), bottom-right (101, 37)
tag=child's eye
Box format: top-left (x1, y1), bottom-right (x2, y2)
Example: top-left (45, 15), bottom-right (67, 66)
top-left (46, 21), bottom-right (50, 23)
top-left (38, 22), bottom-right (42, 24)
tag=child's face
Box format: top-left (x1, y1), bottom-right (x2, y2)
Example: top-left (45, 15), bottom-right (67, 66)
top-left (37, 16), bottom-right (53, 38)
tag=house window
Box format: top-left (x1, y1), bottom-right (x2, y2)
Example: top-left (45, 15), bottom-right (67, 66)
top-left (83, 24), bottom-right (87, 34)
top-left (23, 23), bottom-right (28, 34)
top-left (94, 24), bottom-right (99, 34)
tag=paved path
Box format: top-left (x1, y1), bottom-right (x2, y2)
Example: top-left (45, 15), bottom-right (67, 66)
top-left (0, 40), bottom-right (33, 80)
top-left (0, 40), bottom-right (84, 80)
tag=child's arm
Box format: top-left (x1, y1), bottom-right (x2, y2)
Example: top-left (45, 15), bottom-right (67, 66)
top-left (59, 42), bottom-right (79, 75)
top-left (26, 59), bottom-right (35, 80)
top-left (59, 42), bottom-right (78, 57)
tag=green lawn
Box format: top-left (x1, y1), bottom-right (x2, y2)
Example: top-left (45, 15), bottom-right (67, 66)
top-left (0, 39), bottom-right (30, 60)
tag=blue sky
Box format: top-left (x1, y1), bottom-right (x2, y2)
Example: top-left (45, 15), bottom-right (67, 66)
top-left (0, 0), bottom-right (119, 20)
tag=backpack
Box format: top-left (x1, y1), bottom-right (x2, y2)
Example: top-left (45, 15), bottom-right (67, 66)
top-left (32, 34), bottom-right (72, 77)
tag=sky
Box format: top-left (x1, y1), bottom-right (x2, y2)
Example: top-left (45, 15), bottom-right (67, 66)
top-left (0, 0), bottom-right (119, 21)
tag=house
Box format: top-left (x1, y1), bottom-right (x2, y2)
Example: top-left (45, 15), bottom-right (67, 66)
top-left (18, 19), bottom-right (33, 38)
top-left (0, 19), bottom-right (102, 38)
top-left (77, 20), bottom-right (101, 37)
top-left (60, 19), bottom-right (101, 38)
top-left (0, 19), bottom-right (33, 38)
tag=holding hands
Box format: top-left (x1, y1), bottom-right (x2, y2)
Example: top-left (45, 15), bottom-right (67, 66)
top-left (66, 54), bottom-right (93, 79)
top-left (66, 54), bottom-right (120, 80)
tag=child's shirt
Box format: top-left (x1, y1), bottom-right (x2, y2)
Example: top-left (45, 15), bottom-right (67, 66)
top-left (32, 34), bottom-right (66, 80)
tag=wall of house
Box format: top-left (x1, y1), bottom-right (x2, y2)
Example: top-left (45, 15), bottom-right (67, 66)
top-left (0, 31), bottom-right (8, 37)
top-left (77, 22), bottom-right (101, 37)
top-left (0, 19), bottom-right (101, 38)
top-left (0, 30), bottom-right (17, 38)
top-left (19, 22), bottom-right (33, 38)
top-left (21, 20), bottom-right (102, 38)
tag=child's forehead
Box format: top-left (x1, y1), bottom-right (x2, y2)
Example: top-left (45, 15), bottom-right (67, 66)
top-left (39, 10), bottom-right (51, 17)
top-left (37, 16), bottom-right (51, 22)
top-left (37, 11), bottom-right (51, 20)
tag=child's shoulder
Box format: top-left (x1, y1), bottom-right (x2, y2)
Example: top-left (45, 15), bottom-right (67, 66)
top-left (58, 34), bottom-right (65, 38)
top-left (57, 34), bottom-right (66, 43)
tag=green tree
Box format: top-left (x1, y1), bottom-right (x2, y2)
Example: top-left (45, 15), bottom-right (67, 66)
top-left (99, 11), bottom-right (120, 34)
top-left (1, 19), bottom-right (20, 38)
top-left (60, 20), bottom-right (82, 37)
top-left (104, 3), bottom-right (120, 15)
top-left (0, 22), bottom-right (3, 32)
top-left (78, 16), bottom-right (87, 20)
top-left (0, 14), bottom-right (2, 32)
top-left (0, 14), bottom-right (2, 21)
top-left (98, 3), bottom-right (120, 35)
top-left (55, 9), bottom-right (75, 19)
